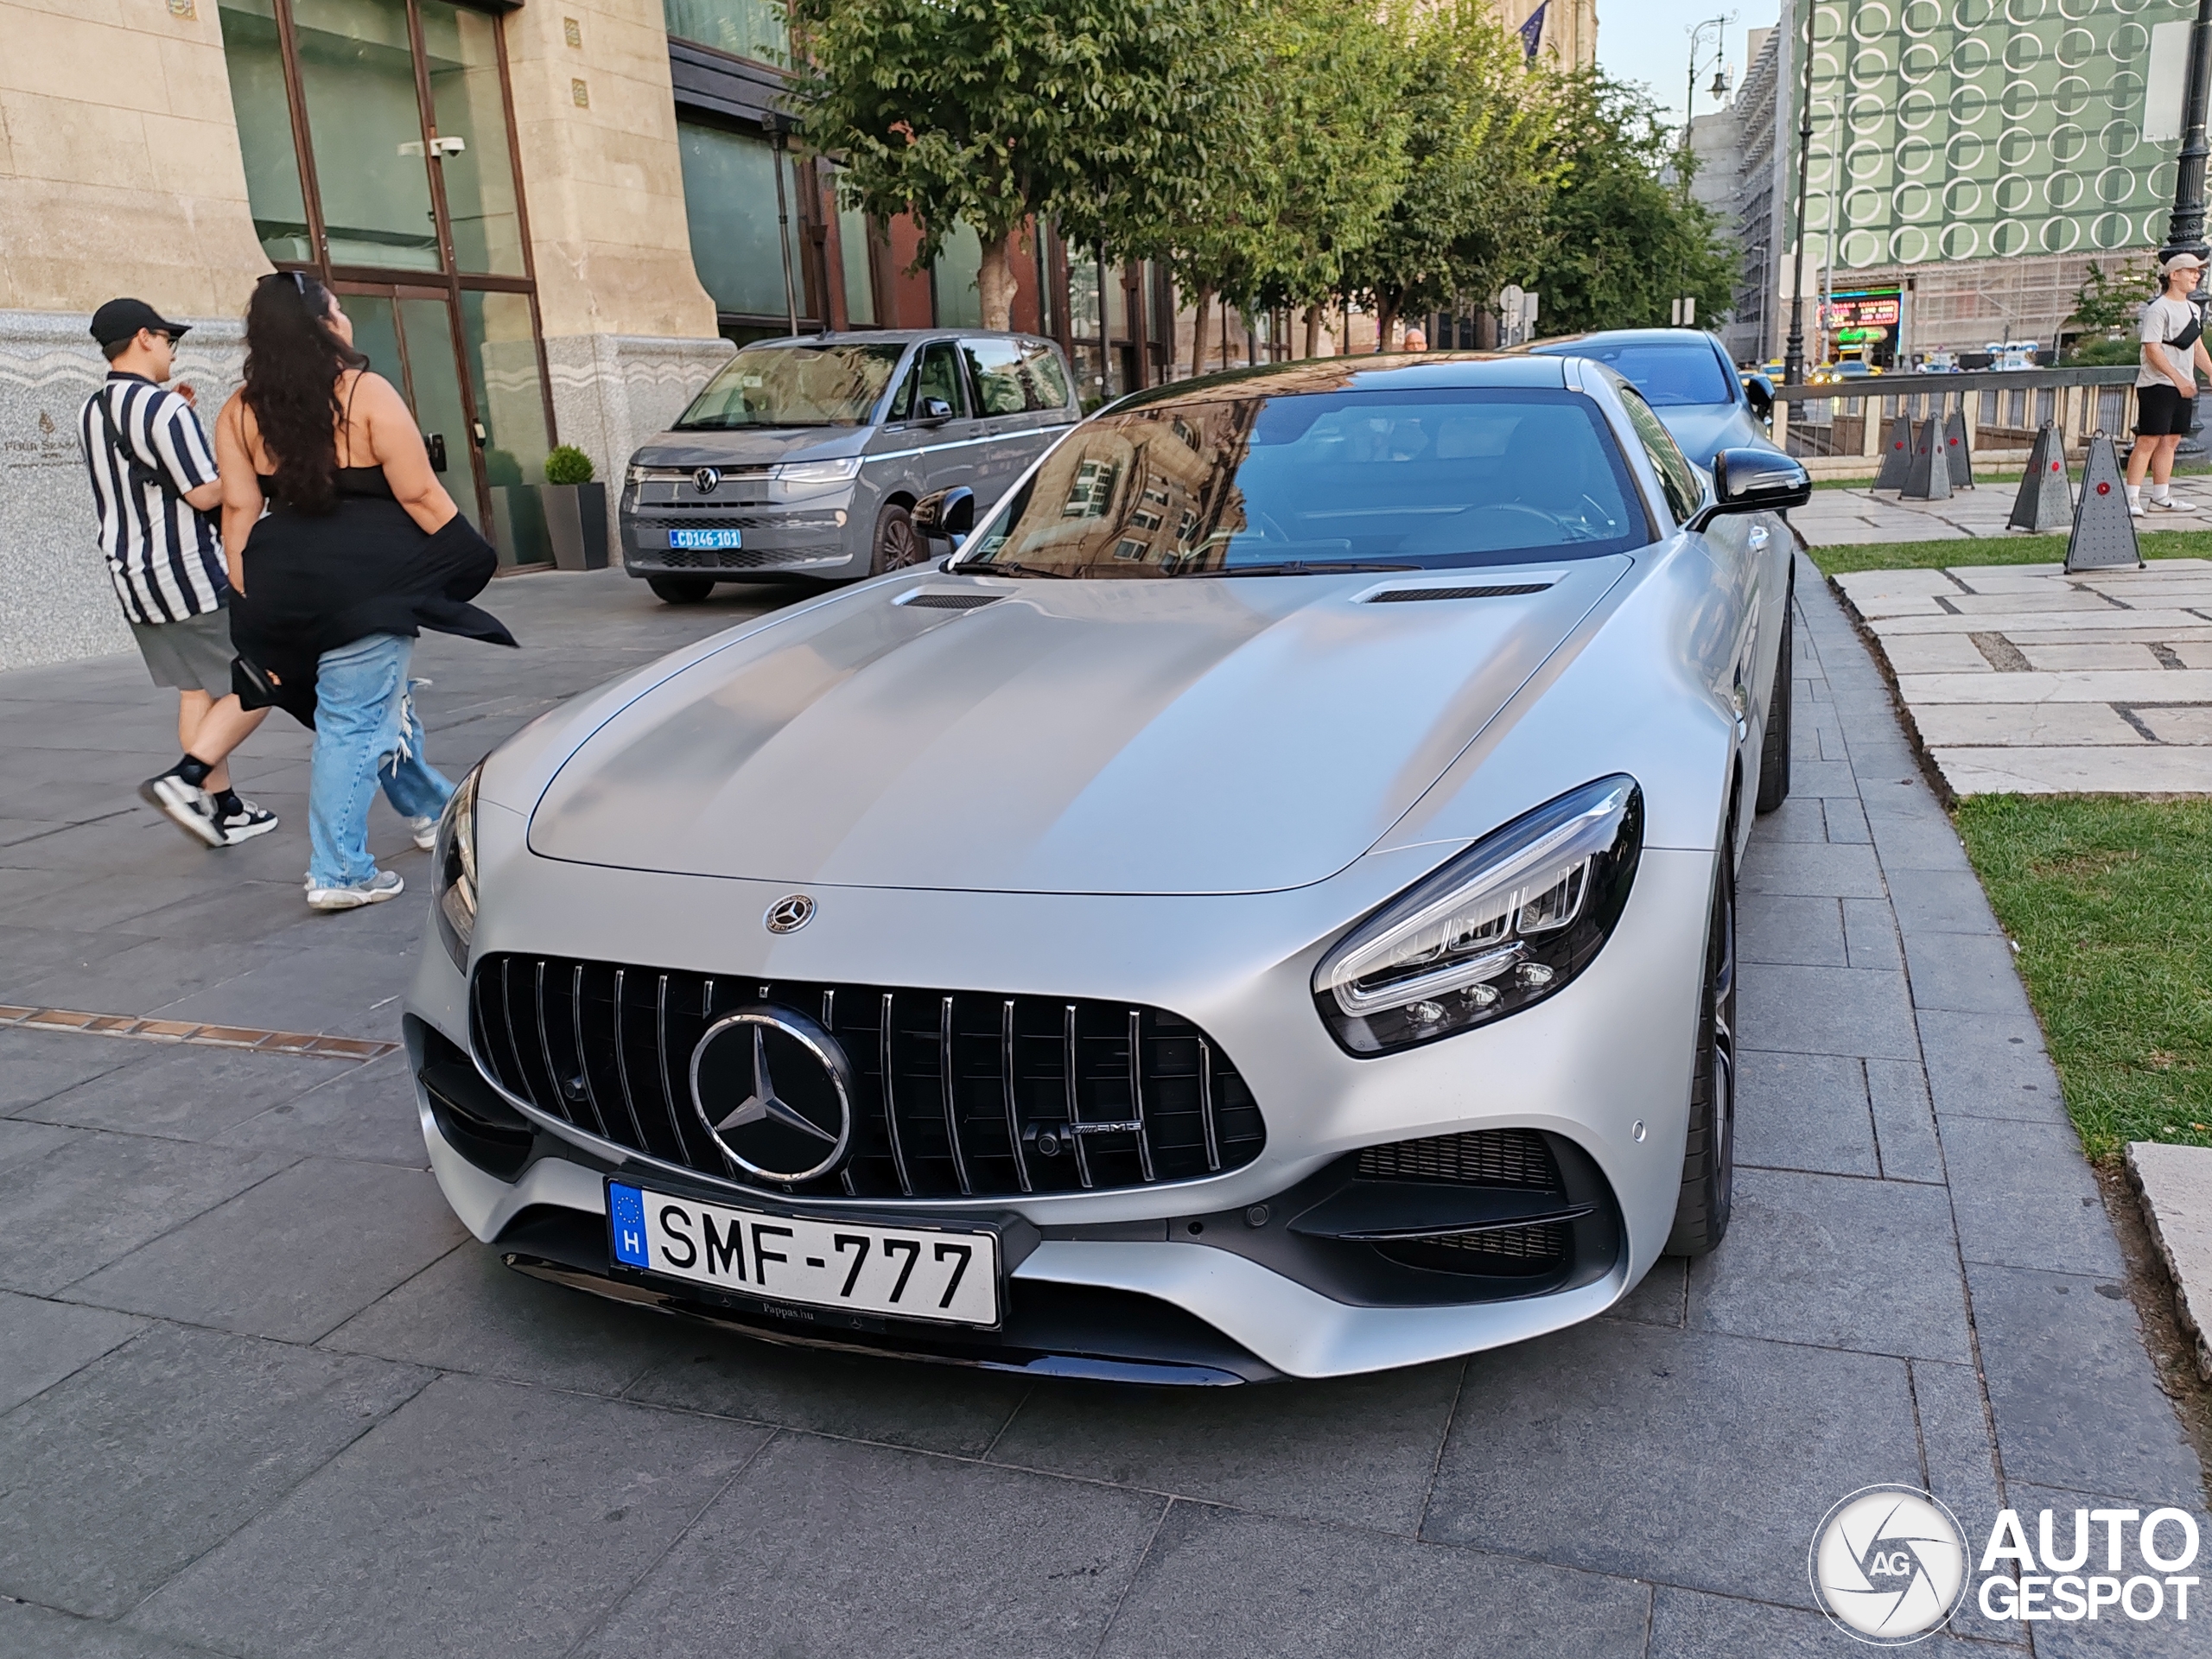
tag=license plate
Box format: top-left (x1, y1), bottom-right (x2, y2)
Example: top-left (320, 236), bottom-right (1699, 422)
top-left (607, 1181), bottom-right (1000, 1326)
top-left (668, 528), bottom-right (742, 550)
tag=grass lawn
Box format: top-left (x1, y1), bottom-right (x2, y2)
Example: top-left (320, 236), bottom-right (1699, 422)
top-left (1955, 797), bottom-right (2212, 1160)
top-left (1804, 529), bottom-right (2212, 576)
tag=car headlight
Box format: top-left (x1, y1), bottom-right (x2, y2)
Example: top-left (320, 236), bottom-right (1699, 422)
top-left (1313, 776), bottom-right (1643, 1055)
top-left (772, 456), bottom-right (862, 486)
top-left (432, 763), bottom-right (480, 973)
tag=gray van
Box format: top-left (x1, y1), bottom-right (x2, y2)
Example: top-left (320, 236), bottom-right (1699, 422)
top-left (620, 328), bottom-right (1081, 601)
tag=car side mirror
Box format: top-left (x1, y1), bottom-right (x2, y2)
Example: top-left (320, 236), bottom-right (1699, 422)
top-left (1688, 448), bottom-right (1810, 531)
top-left (1742, 373), bottom-right (1774, 421)
top-left (918, 397), bottom-right (955, 424)
top-left (912, 485), bottom-right (975, 546)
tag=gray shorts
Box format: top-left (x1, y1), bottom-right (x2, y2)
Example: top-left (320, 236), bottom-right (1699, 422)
top-left (130, 607), bottom-right (236, 698)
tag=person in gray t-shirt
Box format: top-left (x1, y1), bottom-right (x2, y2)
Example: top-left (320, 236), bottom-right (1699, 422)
top-left (2126, 253), bottom-right (2212, 515)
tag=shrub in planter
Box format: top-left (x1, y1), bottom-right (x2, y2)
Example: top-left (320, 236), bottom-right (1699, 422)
top-left (540, 447), bottom-right (607, 569)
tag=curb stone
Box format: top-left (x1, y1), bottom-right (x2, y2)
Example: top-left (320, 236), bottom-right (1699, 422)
top-left (2127, 1141), bottom-right (2212, 1384)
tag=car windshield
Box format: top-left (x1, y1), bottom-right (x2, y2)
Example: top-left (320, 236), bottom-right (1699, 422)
top-left (1545, 341), bottom-right (1733, 407)
top-left (674, 343), bottom-right (907, 429)
top-left (955, 388), bottom-right (1648, 578)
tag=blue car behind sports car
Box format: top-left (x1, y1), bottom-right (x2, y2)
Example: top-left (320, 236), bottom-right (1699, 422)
top-left (1529, 328), bottom-right (1777, 471)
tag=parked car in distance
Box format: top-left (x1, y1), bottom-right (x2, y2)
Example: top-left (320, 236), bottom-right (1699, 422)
top-left (1527, 328), bottom-right (1778, 470)
top-left (620, 330), bottom-right (1081, 603)
top-left (1808, 358), bottom-right (1878, 385)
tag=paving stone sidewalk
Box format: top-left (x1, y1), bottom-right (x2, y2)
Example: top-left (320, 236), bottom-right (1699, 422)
top-left (0, 567), bottom-right (2202, 1657)
top-left (1794, 480), bottom-right (2212, 546)
top-left (1831, 559), bottom-right (2212, 797)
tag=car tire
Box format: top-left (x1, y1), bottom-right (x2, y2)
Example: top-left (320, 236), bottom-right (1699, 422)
top-left (647, 576), bottom-right (715, 605)
top-left (1754, 598), bottom-right (1793, 814)
top-left (870, 502), bottom-right (925, 575)
top-left (1664, 842), bottom-right (1737, 1257)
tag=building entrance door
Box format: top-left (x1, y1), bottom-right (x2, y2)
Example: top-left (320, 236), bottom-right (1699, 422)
top-left (338, 286), bottom-right (477, 516)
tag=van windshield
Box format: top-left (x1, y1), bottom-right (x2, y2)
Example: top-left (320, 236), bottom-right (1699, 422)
top-left (675, 343), bottom-right (907, 429)
top-left (956, 388), bottom-right (1648, 578)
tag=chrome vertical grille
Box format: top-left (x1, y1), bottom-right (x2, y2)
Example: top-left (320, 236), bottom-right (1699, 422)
top-left (468, 954), bottom-right (1266, 1201)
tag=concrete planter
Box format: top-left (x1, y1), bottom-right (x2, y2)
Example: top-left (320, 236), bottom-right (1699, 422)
top-left (543, 482), bottom-right (609, 570)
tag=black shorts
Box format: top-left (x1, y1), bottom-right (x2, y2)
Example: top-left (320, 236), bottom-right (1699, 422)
top-left (2137, 383), bottom-right (2196, 436)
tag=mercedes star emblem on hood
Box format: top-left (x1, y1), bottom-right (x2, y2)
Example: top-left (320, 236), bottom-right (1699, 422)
top-left (689, 1008), bottom-right (854, 1184)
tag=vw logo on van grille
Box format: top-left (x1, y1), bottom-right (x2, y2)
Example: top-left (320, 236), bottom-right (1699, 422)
top-left (692, 467), bottom-right (721, 494)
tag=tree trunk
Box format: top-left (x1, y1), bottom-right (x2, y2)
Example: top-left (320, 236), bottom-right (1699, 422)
top-left (1190, 284), bottom-right (1215, 378)
top-left (977, 229), bottom-right (1019, 333)
top-left (1303, 305), bottom-right (1321, 359)
top-left (1375, 296), bottom-right (1400, 354)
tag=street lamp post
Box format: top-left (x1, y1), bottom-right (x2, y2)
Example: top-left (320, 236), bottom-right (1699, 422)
top-left (1783, 0), bottom-right (1817, 384)
top-left (2158, 0), bottom-right (2212, 453)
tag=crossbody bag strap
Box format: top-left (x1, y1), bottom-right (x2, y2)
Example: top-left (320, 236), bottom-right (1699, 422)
top-left (92, 384), bottom-right (172, 494)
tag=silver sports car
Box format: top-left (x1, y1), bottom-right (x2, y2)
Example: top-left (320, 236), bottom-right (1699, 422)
top-left (406, 353), bottom-right (1809, 1383)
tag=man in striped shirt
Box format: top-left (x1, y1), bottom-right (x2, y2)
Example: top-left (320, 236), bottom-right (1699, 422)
top-left (83, 298), bottom-right (275, 849)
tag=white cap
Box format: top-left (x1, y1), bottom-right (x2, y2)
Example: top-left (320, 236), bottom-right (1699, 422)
top-left (2161, 251), bottom-right (2204, 275)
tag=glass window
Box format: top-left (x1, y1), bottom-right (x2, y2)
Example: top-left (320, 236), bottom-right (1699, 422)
top-left (420, 2), bottom-right (525, 276)
top-left (677, 119), bottom-right (804, 318)
top-left (675, 340), bottom-right (906, 429)
top-left (1020, 340), bottom-right (1072, 410)
top-left (961, 338), bottom-right (1029, 415)
top-left (838, 203), bottom-right (875, 326)
top-left (932, 224), bottom-right (983, 328)
top-left (912, 341), bottom-right (966, 416)
top-left (663, 0), bottom-right (785, 62)
top-left (291, 0), bottom-right (442, 271)
top-left (962, 389), bottom-right (1645, 578)
top-left (459, 289), bottom-right (551, 484)
top-left (217, 0), bottom-right (313, 264)
top-left (1544, 341), bottom-right (1733, 407)
top-left (1618, 390), bottom-right (1704, 524)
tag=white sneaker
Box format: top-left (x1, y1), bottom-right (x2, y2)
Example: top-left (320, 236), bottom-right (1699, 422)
top-left (409, 815), bottom-right (439, 851)
top-left (307, 869), bottom-right (404, 911)
top-left (140, 772), bottom-right (225, 848)
top-left (2128, 496), bottom-right (2145, 518)
top-left (215, 799), bottom-right (278, 845)
top-left (2149, 495), bottom-right (2196, 512)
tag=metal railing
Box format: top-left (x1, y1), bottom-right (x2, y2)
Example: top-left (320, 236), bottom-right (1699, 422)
top-left (1770, 367), bottom-right (2141, 464)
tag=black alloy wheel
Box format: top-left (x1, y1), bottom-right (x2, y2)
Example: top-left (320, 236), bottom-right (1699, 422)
top-left (870, 501), bottom-right (925, 575)
top-left (647, 575), bottom-right (715, 605)
top-left (1664, 842), bottom-right (1737, 1255)
top-left (1755, 591), bottom-right (1795, 814)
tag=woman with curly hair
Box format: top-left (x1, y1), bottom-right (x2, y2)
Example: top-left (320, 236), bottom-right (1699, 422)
top-left (214, 272), bottom-right (512, 912)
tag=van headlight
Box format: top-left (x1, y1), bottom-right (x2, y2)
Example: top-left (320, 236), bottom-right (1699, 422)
top-left (1313, 776), bottom-right (1643, 1054)
top-left (772, 456), bottom-right (863, 487)
top-left (432, 764), bottom-right (480, 972)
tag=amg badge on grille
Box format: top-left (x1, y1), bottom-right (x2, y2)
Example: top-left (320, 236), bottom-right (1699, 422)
top-left (690, 1007), bottom-right (854, 1183)
top-left (764, 893), bottom-right (815, 934)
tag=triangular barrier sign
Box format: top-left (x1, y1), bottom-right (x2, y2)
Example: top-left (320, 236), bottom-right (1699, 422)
top-left (1900, 415), bottom-right (1952, 501)
top-left (1872, 413), bottom-right (1912, 491)
top-left (1942, 404), bottom-right (1974, 487)
top-left (2007, 423), bottom-right (2072, 533)
top-left (2066, 432), bottom-right (2142, 571)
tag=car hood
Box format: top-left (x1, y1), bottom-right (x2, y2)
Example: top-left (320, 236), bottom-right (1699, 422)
top-left (634, 428), bottom-right (869, 469)
top-left (528, 558), bottom-right (1631, 895)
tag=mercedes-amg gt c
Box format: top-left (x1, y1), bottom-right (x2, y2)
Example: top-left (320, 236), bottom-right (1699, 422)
top-left (407, 353), bottom-right (1808, 1383)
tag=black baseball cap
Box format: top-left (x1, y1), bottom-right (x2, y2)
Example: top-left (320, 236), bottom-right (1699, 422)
top-left (90, 298), bottom-right (191, 348)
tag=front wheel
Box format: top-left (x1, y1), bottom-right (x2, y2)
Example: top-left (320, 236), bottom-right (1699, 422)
top-left (1664, 844), bottom-right (1737, 1256)
top-left (870, 502), bottom-right (925, 575)
top-left (646, 575), bottom-right (715, 605)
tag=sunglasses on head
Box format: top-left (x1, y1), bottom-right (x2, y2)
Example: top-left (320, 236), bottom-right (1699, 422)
top-left (261, 270), bottom-right (313, 296)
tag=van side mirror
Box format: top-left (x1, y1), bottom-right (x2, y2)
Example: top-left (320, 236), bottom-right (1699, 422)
top-left (1742, 373), bottom-right (1774, 421)
top-left (1688, 448), bottom-right (1810, 531)
top-left (918, 397), bottom-right (955, 423)
top-left (912, 485), bottom-right (975, 546)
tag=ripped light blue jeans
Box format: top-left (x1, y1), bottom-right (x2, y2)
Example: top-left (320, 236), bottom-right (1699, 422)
top-left (308, 632), bottom-right (454, 891)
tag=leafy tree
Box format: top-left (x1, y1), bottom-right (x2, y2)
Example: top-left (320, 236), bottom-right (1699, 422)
top-left (1338, 1), bottom-right (1558, 350)
top-left (1524, 72), bottom-right (1735, 336)
top-left (789, 0), bottom-right (1244, 332)
top-left (2061, 258), bottom-right (2154, 365)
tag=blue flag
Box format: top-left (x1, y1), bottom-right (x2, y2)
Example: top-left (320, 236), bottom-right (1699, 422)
top-left (1519, 2), bottom-right (1547, 60)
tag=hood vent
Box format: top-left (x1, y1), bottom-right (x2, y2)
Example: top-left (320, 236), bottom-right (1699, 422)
top-left (898, 591), bottom-right (1005, 611)
top-left (1365, 581), bottom-right (1555, 604)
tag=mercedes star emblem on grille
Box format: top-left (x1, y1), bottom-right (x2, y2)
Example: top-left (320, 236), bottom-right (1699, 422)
top-left (764, 893), bottom-right (815, 934)
top-left (692, 466), bottom-right (721, 493)
top-left (689, 1007), bottom-right (854, 1183)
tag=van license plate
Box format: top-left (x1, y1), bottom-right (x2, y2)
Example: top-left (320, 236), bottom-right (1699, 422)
top-left (668, 529), bottom-right (742, 550)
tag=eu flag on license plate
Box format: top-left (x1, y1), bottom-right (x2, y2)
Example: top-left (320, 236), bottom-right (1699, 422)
top-left (609, 1182), bottom-right (649, 1267)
